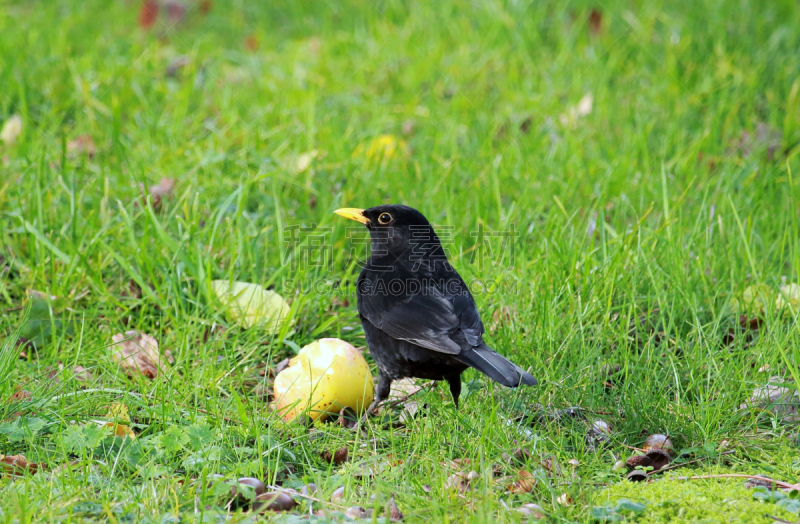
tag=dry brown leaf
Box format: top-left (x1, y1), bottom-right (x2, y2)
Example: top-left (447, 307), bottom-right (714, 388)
top-left (67, 135), bottom-right (96, 159)
top-left (386, 496), bottom-right (403, 521)
top-left (385, 377), bottom-right (424, 421)
top-left (138, 0), bottom-right (159, 29)
top-left (73, 366), bottom-right (92, 381)
top-left (321, 447), bottom-right (349, 465)
top-left (165, 0), bottom-right (187, 24)
top-left (147, 178), bottom-right (175, 212)
top-left (588, 9), bottom-right (603, 35)
top-left (1, 454), bottom-right (43, 476)
top-left (444, 472), bottom-right (473, 493)
top-left (244, 35), bottom-right (259, 52)
top-left (9, 389), bottom-right (32, 402)
top-left (507, 470), bottom-right (535, 494)
top-left (490, 305), bottom-right (517, 334)
top-left (111, 331), bottom-right (166, 379)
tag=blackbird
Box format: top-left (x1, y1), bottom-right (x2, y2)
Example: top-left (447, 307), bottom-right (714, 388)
top-left (335, 204), bottom-right (537, 416)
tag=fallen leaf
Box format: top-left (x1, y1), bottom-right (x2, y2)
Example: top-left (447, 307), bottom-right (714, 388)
top-left (558, 93), bottom-right (593, 127)
top-left (490, 305), bottom-right (517, 334)
top-left (165, 0), bottom-right (186, 25)
top-left (351, 454), bottom-right (402, 478)
top-left (585, 419), bottom-right (612, 451)
top-left (445, 471), bottom-right (473, 493)
top-left (516, 503), bottom-right (546, 518)
top-left (345, 506), bottom-right (371, 519)
top-left (734, 122), bottom-right (782, 161)
top-left (386, 496), bottom-right (403, 521)
top-left (138, 0), bottom-right (159, 29)
top-left (244, 34), bottom-right (259, 52)
top-left (0, 454), bottom-right (43, 476)
top-left (0, 115), bottom-right (22, 145)
top-left (145, 177), bottom-right (175, 212)
top-left (67, 135), bottom-right (96, 159)
top-left (741, 377), bottom-right (800, 422)
top-left (73, 365), bottom-right (91, 381)
top-left (321, 447), bottom-right (349, 465)
top-left (384, 377), bottom-right (424, 421)
top-left (588, 9), bottom-right (603, 35)
top-left (556, 493), bottom-right (573, 506)
top-left (740, 284), bottom-right (773, 314)
top-left (353, 134), bottom-right (409, 162)
top-left (776, 283), bottom-right (800, 313)
top-left (110, 331), bottom-right (167, 379)
top-left (507, 470), bottom-right (535, 494)
top-left (211, 280), bottom-right (290, 332)
top-left (106, 422), bottom-right (136, 438)
top-left (295, 150), bottom-right (319, 172)
top-left (9, 389), bottom-right (32, 402)
top-left (338, 406), bottom-right (358, 429)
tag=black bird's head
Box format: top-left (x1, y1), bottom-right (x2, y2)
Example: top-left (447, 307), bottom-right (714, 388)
top-left (335, 205), bottom-right (447, 267)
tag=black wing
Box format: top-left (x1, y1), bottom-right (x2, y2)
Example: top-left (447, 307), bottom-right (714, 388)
top-left (358, 276), bottom-right (483, 355)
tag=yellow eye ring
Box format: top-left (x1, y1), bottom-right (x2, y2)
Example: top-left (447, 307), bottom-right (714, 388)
top-left (378, 212), bottom-right (392, 225)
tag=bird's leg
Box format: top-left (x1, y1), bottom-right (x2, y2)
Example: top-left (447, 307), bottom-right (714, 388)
top-left (445, 374), bottom-right (462, 409)
top-left (360, 373), bottom-right (392, 424)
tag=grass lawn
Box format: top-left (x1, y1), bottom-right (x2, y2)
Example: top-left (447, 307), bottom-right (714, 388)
top-left (2, 0), bottom-right (800, 522)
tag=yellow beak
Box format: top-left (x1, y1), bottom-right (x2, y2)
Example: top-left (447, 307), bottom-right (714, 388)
top-left (334, 208), bottom-right (369, 225)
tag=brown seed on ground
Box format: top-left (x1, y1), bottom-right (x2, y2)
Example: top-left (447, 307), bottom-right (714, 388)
top-left (644, 448), bottom-right (671, 471)
top-left (626, 470), bottom-right (649, 482)
top-left (625, 455), bottom-right (652, 470)
top-left (253, 492), bottom-right (296, 512)
top-left (331, 486), bottom-right (345, 503)
top-left (230, 477), bottom-right (265, 508)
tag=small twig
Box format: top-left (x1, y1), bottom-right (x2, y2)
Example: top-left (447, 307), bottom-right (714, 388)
top-left (674, 474), bottom-right (799, 491)
top-left (650, 450), bottom-right (736, 475)
top-left (765, 515), bottom-right (795, 524)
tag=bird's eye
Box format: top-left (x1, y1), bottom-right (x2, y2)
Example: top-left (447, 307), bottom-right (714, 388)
top-left (378, 212), bottom-right (392, 225)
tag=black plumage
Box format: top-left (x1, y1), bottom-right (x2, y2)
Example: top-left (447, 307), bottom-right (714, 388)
top-left (335, 205), bottom-right (537, 414)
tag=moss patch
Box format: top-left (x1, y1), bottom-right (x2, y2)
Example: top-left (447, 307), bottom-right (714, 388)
top-left (594, 469), bottom-right (798, 523)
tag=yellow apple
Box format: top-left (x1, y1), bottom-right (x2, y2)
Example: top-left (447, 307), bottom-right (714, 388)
top-left (273, 338), bottom-right (374, 422)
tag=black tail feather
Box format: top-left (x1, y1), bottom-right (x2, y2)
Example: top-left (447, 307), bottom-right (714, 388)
top-left (455, 344), bottom-right (537, 387)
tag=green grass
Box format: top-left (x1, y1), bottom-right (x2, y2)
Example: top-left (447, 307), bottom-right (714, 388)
top-left (2, 0), bottom-right (800, 521)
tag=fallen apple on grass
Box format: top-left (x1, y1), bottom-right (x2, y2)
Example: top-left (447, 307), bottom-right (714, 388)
top-left (272, 338), bottom-right (373, 422)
